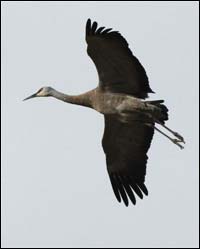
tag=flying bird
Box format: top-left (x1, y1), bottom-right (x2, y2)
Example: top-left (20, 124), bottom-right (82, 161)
top-left (24, 19), bottom-right (185, 206)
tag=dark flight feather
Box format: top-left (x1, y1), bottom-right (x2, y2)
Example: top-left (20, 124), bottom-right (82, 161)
top-left (109, 174), bottom-right (121, 202)
top-left (101, 28), bottom-right (113, 34)
top-left (96, 26), bottom-right (105, 34)
top-left (91, 21), bottom-right (98, 34)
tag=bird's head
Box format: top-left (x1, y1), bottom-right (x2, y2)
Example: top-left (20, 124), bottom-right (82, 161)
top-left (23, 86), bottom-right (54, 101)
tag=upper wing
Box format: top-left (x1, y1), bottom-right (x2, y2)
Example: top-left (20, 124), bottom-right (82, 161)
top-left (102, 115), bottom-right (154, 206)
top-left (86, 19), bottom-right (154, 99)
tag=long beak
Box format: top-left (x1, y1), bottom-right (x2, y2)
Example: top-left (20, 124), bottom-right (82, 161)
top-left (23, 93), bottom-right (37, 101)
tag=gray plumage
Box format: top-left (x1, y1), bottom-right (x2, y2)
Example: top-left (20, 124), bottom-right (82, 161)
top-left (24, 19), bottom-right (185, 206)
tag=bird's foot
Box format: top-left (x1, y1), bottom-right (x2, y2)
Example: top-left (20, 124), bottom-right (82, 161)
top-left (173, 132), bottom-right (185, 144)
top-left (171, 138), bottom-right (184, 150)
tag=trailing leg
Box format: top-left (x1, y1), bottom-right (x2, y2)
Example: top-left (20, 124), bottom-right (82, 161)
top-left (156, 120), bottom-right (185, 143)
top-left (154, 126), bottom-right (184, 149)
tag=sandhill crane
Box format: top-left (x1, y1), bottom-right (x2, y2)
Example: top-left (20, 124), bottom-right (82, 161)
top-left (24, 19), bottom-right (185, 206)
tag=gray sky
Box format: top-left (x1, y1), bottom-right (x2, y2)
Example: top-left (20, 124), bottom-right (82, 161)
top-left (1, 1), bottom-right (199, 248)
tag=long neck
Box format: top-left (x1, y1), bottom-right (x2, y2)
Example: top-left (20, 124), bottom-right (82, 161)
top-left (51, 89), bottom-right (94, 108)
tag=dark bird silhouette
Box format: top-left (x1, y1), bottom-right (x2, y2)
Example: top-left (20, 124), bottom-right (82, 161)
top-left (24, 19), bottom-right (185, 206)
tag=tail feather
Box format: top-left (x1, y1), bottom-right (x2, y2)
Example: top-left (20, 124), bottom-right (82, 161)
top-left (158, 104), bottom-right (169, 123)
top-left (147, 100), bottom-right (169, 124)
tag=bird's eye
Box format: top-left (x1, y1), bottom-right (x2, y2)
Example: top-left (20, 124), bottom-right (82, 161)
top-left (37, 88), bottom-right (43, 93)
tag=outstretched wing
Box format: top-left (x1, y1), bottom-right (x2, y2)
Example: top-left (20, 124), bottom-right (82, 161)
top-left (102, 116), bottom-right (154, 206)
top-left (85, 19), bottom-right (154, 99)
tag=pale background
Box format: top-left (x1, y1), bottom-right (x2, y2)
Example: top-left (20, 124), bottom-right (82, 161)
top-left (1, 1), bottom-right (199, 248)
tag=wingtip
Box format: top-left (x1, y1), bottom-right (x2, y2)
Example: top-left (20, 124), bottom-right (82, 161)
top-left (124, 202), bottom-right (129, 207)
top-left (86, 18), bottom-right (91, 24)
top-left (141, 183), bottom-right (148, 196)
top-left (86, 18), bottom-right (92, 37)
top-left (91, 21), bottom-right (98, 34)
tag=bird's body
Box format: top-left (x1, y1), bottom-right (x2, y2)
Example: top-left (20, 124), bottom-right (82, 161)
top-left (48, 87), bottom-right (165, 123)
top-left (91, 89), bottom-right (145, 115)
top-left (24, 19), bottom-right (185, 206)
